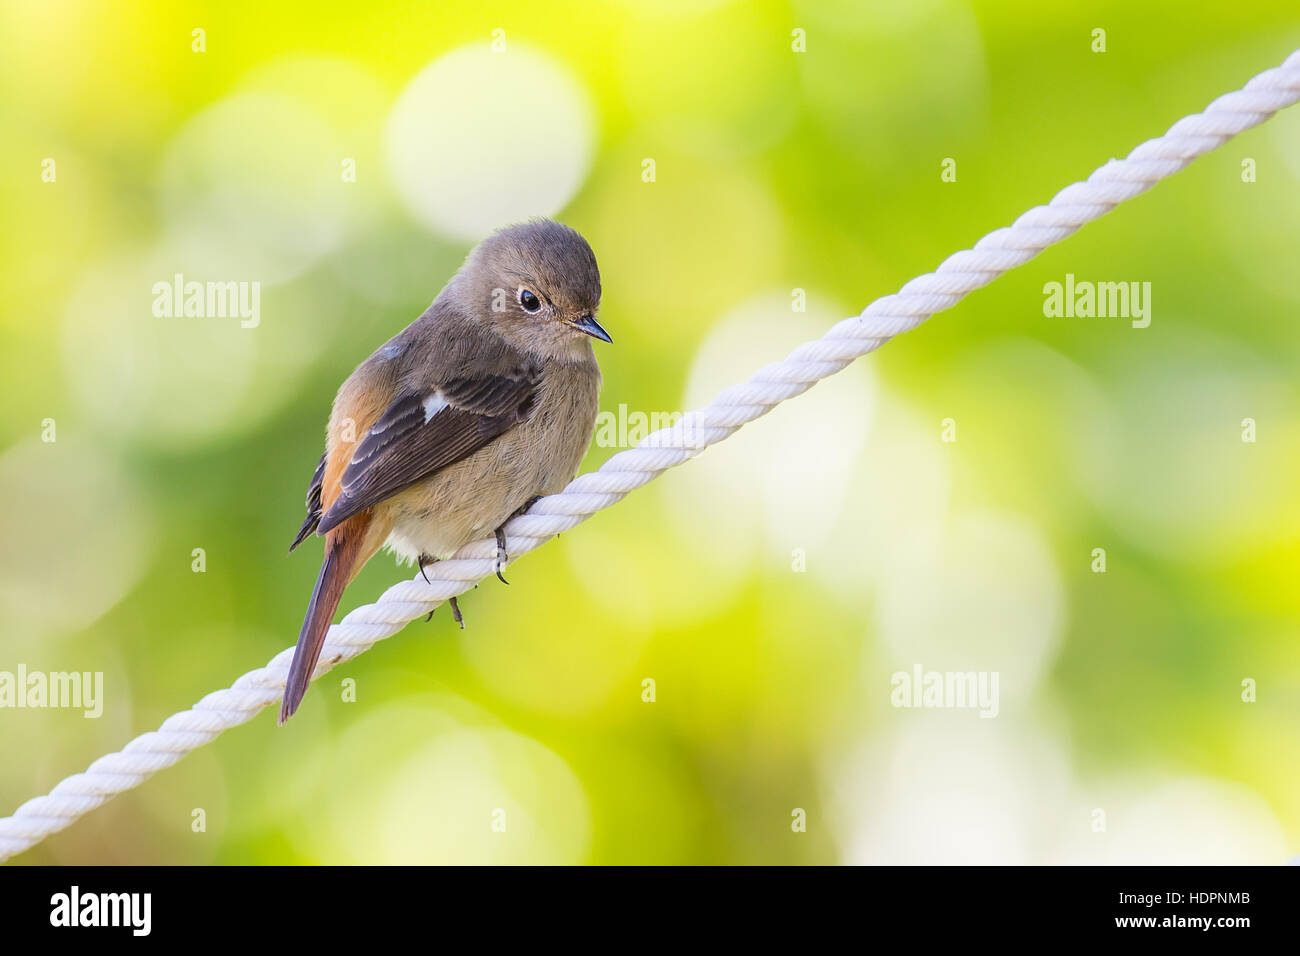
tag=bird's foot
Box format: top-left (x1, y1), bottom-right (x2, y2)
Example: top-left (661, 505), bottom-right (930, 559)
top-left (419, 553), bottom-right (436, 620)
top-left (492, 496), bottom-right (542, 585)
top-left (417, 553), bottom-right (464, 627)
top-left (494, 527), bottom-right (510, 585)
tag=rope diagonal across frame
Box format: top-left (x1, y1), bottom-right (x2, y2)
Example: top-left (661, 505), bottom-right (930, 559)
top-left (3, 49), bottom-right (1299, 862)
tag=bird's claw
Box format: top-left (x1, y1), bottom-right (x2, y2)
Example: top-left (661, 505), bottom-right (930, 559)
top-left (494, 527), bottom-right (510, 585)
top-left (419, 554), bottom-right (464, 627)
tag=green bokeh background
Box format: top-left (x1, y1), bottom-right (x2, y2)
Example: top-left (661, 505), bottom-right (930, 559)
top-left (2, 0), bottom-right (1298, 864)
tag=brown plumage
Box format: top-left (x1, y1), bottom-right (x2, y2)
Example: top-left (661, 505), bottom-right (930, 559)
top-left (280, 220), bottom-right (610, 724)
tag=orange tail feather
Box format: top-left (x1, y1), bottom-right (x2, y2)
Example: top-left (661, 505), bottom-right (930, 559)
top-left (279, 516), bottom-right (370, 724)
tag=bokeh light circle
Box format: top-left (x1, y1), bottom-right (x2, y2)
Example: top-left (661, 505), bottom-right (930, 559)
top-left (310, 704), bottom-right (591, 864)
top-left (0, 439), bottom-right (152, 645)
top-left (673, 292), bottom-right (876, 585)
top-left (61, 251), bottom-right (258, 450)
top-left (874, 510), bottom-right (1066, 699)
top-left (158, 91), bottom-right (351, 284)
top-left (386, 45), bottom-right (596, 239)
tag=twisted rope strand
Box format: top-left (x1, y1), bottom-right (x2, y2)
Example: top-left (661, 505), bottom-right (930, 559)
top-left (3, 49), bottom-right (1298, 862)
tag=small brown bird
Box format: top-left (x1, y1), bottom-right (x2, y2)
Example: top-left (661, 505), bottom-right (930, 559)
top-left (280, 219), bottom-right (610, 724)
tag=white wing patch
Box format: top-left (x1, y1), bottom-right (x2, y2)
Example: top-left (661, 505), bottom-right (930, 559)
top-left (422, 390), bottom-right (449, 422)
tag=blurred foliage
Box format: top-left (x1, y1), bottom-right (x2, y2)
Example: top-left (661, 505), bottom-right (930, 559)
top-left (1, 0), bottom-right (1298, 864)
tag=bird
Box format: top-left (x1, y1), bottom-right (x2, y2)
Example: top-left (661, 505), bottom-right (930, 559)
top-left (279, 219), bottom-right (611, 724)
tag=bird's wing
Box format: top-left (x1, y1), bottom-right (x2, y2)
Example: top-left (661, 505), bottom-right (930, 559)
top-left (315, 364), bottom-right (541, 534)
top-left (289, 452), bottom-right (328, 552)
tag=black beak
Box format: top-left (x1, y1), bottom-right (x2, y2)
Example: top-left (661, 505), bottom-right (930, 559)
top-left (572, 314), bottom-right (613, 343)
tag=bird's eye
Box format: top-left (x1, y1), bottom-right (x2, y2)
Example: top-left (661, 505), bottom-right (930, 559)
top-left (518, 289), bottom-right (541, 313)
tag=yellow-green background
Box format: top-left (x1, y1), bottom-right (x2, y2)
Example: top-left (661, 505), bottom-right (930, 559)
top-left (2, 0), bottom-right (1298, 864)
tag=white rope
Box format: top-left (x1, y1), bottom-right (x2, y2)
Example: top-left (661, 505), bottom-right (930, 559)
top-left (4, 49), bottom-right (1299, 863)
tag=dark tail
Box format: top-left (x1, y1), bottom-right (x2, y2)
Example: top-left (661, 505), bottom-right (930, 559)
top-left (279, 523), bottom-right (365, 724)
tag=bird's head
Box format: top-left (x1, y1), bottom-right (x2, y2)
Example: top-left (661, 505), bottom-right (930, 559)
top-left (455, 219), bottom-right (610, 361)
